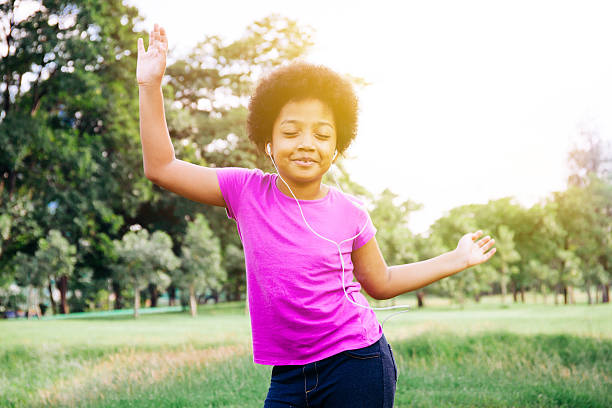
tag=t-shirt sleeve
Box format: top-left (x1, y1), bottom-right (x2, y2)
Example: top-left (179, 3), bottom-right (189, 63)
top-left (352, 207), bottom-right (377, 251)
top-left (215, 167), bottom-right (259, 220)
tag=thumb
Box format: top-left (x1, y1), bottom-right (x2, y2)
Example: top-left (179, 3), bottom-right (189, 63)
top-left (137, 37), bottom-right (145, 54)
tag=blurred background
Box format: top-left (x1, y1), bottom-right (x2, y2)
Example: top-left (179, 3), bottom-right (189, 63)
top-left (1, 0), bottom-right (610, 317)
top-left (1, 1), bottom-right (611, 407)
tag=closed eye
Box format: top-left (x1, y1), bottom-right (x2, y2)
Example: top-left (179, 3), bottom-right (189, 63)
top-left (283, 132), bottom-right (330, 139)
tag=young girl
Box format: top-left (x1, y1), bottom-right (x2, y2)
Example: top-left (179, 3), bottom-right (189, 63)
top-left (137, 24), bottom-right (496, 408)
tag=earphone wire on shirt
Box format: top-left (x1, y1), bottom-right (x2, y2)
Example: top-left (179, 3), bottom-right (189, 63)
top-left (266, 147), bottom-right (411, 329)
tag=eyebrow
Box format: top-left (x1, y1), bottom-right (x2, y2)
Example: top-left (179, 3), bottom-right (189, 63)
top-left (280, 120), bottom-right (335, 129)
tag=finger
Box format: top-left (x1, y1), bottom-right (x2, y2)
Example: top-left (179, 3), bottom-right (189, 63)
top-left (472, 230), bottom-right (483, 240)
top-left (160, 26), bottom-right (168, 47)
top-left (137, 37), bottom-right (145, 54)
top-left (478, 236), bottom-right (491, 246)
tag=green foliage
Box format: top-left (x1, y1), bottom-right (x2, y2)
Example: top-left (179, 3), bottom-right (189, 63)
top-left (175, 214), bottom-right (224, 294)
top-left (222, 243), bottom-right (246, 301)
top-left (111, 227), bottom-right (179, 317)
top-left (13, 252), bottom-right (42, 288)
top-left (370, 188), bottom-right (422, 266)
top-left (164, 14), bottom-right (314, 173)
top-left (35, 229), bottom-right (77, 282)
top-left (112, 228), bottom-right (179, 291)
top-left (0, 0), bottom-right (146, 293)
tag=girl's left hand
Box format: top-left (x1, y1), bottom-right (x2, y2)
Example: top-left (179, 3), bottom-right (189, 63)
top-left (455, 230), bottom-right (496, 269)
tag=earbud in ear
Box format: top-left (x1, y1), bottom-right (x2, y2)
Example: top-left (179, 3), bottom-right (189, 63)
top-left (333, 150), bottom-right (338, 161)
top-left (266, 143), bottom-right (272, 155)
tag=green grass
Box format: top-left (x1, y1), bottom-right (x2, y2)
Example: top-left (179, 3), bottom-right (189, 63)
top-left (1, 300), bottom-right (611, 407)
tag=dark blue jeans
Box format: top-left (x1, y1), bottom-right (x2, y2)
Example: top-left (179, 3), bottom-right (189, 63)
top-left (264, 333), bottom-right (398, 408)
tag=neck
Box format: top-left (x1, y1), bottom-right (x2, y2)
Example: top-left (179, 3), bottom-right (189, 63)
top-left (275, 176), bottom-right (328, 200)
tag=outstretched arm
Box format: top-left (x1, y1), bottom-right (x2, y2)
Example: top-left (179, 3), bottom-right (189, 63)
top-left (351, 231), bottom-right (496, 300)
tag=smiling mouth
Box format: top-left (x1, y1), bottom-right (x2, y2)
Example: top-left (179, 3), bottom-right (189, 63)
top-left (292, 159), bottom-right (317, 166)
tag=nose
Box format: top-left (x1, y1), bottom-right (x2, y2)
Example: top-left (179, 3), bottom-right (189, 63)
top-left (297, 131), bottom-right (316, 151)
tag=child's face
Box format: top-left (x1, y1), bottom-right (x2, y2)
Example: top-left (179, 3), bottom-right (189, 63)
top-left (270, 98), bottom-right (337, 185)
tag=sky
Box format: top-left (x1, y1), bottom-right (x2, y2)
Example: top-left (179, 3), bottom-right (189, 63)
top-left (127, 0), bottom-right (612, 235)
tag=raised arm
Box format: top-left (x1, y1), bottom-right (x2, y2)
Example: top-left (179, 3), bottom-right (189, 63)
top-left (137, 24), bottom-right (225, 207)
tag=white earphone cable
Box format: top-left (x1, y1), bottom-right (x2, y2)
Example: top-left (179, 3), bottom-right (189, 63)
top-left (266, 146), bottom-right (411, 329)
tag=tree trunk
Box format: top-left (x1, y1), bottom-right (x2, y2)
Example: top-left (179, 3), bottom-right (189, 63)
top-left (167, 284), bottom-right (176, 306)
top-left (189, 283), bottom-right (197, 317)
top-left (416, 291), bottom-right (425, 308)
top-left (512, 282), bottom-right (518, 303)
top-left (586, 284), bottom-right (592, 305)
top-left (603, 284), bottom-right (610, 303)
top-left (563, 285), bottom-right (569, 305)
top-left (26, 285), bottom-right (32, 320)
top-left (26, 286), bottom-right (41, 319)
top-left (48, 282), bottom-right (57, 315)
top-left (134, 287), bottom-right (140, 318)
top-left (112, 281), bottom-right (123, 309)
top-left (57, 275), bottom-right (69, 314)
top-left (148, 283), bottom-right (158, 307)
top-left (234, 284), bottom-right (241, 302)
top-left (500, 267), bottom-right (507, 304)
top-left (474, 292), bottom-right (481, 303)
top-left (34, 288), bottom-right (41, 318)
top-left (520, 288), bottom-right (525, 303)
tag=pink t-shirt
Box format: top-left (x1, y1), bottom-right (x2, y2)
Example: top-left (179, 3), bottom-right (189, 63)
top-left (216, 167), bottom-right (382, 365)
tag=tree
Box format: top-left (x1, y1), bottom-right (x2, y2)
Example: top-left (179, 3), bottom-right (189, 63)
top-left (13, 252), bottom-right (42, 318)
top-left (567, 122), bottom-right (612, 187)
top-left (493, 225), bottom-right (521, 304)
top-left (143, 14), bottom-right (317, 302)
top-left (370, 189), bottom-right (422, 266)
top-left (174, 214), bottom-right (224, 317)
top-left (428, 204), bottom-right (479, 305)
top-left (35, 229), bottom-right (76, 314)
top-left (222, 243), bottom-right (245, 302)
top-left (0, 213), bottom-right (10, 258)
top-left (565, 123), bottom-right (612, 303)
top-left (112, 228), bottom-right (179, 318)
top-left (0, 0), bottom-right (150, 308)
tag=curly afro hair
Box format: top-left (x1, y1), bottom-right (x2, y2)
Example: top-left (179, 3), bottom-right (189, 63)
top-left (247, 61), bottom-right (359, 157)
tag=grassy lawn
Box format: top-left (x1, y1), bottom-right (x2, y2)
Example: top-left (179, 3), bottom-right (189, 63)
top-left (1, 299), bottom-right (611, 407)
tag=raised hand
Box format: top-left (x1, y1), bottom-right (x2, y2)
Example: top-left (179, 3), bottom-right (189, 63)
top-left (455, 230), bottom-right (496, 269)
top-left (137, 23), bottom-right (168, 87)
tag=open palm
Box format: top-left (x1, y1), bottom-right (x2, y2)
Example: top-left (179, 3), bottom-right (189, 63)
top-left (456, 230), bottom-right (496, 269)
top-left (137, 23), bottom-right (168, 87)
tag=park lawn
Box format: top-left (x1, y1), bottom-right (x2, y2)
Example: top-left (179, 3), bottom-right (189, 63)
top-left (1, 300), bottom-right (611, 407)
